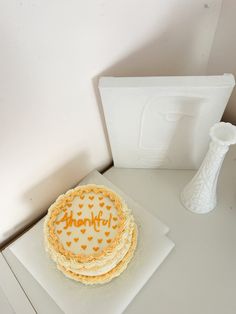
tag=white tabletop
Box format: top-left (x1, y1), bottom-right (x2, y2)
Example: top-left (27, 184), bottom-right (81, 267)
top-left (0, 253), bottom-right (35, 314)
top-left (104, 146), bottom-right (236, 314)
top-left (2, 145), bottom-right (236, 314)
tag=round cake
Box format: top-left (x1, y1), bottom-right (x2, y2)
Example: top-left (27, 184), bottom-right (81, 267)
top-left (44, 184), bottom-right (137, 284)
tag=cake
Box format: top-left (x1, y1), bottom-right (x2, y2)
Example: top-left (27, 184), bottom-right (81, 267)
top-left (44, 184), bottom-right (137, 284)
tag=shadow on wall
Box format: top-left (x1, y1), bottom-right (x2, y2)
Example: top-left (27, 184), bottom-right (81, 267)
top-left (207, 0), bottom-right (236, 124)
top-left (92, 6), bottom-right (214, 169)
top-left (92, 4), bottom-right (215, 144)
top-left (2, 152), bottom-right (92, 248)
top-left (94, 1), bottom-right (210, 78)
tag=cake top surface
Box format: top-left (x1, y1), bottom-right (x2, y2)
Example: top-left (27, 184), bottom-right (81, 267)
top-left (45, 184), bottom-right (127, 262)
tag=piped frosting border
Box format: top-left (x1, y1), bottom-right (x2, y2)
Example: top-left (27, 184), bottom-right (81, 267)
top-left (57, 225), bottom-right (138, 284)
top-left (44, 184), bottom-right (130, 263)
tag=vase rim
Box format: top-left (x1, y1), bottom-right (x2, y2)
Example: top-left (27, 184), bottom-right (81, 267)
top-left (210, 122), bottom-right (236, 146)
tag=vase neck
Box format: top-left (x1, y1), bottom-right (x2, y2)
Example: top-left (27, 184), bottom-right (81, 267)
top-left (209, 140), bottom-right (229, 157)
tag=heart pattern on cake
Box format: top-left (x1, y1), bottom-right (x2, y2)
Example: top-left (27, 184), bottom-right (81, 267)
top-left (54, 186), bottom-right (122, 256)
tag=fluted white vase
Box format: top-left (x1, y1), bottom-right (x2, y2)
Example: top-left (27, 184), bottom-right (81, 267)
top-left (181, 122), bottom-right (236, 214)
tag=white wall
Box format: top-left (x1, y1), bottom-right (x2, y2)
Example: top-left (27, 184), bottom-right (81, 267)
top-left (207, 0), bottom-right (236, 123)
top-left (0, 0), bottom-right (230, 245)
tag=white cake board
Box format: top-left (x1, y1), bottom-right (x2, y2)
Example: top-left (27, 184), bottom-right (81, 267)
top-left (6, 171), bottom-right (174, 314)
top-left (99, 74), bottom-right (235, 169)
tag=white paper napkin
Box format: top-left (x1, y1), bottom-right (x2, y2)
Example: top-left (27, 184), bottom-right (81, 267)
top-left (8, 171), bottom-right (174, 314)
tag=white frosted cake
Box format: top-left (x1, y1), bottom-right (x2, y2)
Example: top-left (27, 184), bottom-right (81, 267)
top-left (44, 184), bottom-right (137, 284)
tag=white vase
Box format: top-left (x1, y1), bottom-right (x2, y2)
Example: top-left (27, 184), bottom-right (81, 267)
top-left (181, 122), bottom-right (236, 214)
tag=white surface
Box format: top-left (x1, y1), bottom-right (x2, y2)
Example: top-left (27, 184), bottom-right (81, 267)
top-left (103, 146), bottom-right (236, 314)
top-left (0, 253), bottom-right (35, 314)
top-left (2, 145), bottom-right (236, 313)
top-left (5, 171), bottom-right (174, 314)
top-left (0, 286), bottom-right (14, 314)
top-left (0, 0), bottom-right (224, 245)
top-left (99, 75), bottom-right (234, 169)
top-left (181, 122), bottom-right (236, 213)
top-left (3, 249), bottom-right (63, 314)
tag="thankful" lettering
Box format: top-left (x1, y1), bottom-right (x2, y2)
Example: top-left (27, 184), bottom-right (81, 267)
top-left (57, 211), bottom-right (113, 232)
